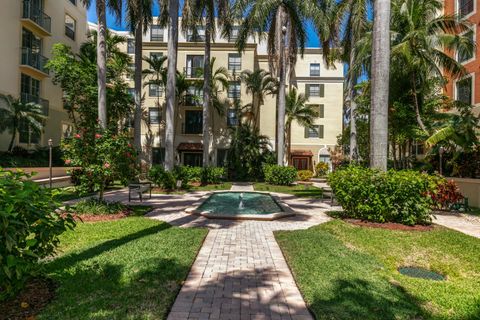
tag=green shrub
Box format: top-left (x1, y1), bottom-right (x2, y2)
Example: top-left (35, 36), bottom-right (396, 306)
top-left (0, 169), bottom-right (75, 300)
top-left (263, 165), bottom-right (298, 186)
top-left (315, 162), bottom-right (329, 177)
top-left (298, 170), bottom-right (314, 181)
top-left (68, 199), bottom-right (126, 215)
top-left (327, 166), bottom-right (434, 225)
top-left (201, 167), bottom-right (225, 185)
top-left (148, 165), bottom-right (177, 190)
top-left (173, 166), bottom-right (202, 186)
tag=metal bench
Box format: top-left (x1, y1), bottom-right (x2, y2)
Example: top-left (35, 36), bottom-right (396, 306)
top-left (128, 182), bottom-right (152, 202)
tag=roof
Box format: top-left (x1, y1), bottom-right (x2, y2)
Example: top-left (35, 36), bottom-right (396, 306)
top-left (177, 143), bottom-right (203, 151)
top-left (291, 150), bottom-right (313, 157)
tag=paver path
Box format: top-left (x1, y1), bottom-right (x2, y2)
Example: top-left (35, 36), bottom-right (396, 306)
top-left (433, 212), bottom-right (480, 238)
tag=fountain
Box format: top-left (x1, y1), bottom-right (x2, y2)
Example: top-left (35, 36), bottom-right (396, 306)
top-left (238, 193), bottom-right (244, 210)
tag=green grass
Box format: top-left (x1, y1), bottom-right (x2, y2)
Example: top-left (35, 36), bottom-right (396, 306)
top-left (53, 187), bottom-right (90, 202)
top-left (39, 217), bottom-right (208, 319)
top-left (254, 182), bottom-right (323, 198)
top-left (152, 182), bottom-right (233, 194)
top-left (275, 220), bottom-right (480, 320)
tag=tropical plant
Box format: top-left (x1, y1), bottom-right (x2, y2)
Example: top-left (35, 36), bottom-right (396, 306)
top-left (142, 54), bottom-right (168, 109)
top-left (0, 95), bottom-right (45, 152)
top-left (263, 164), bottom-right (298, 185)
top-left (297, 169), bottom-right (313, 181)
top-left (285, 88), bottom-right (319, 165)
top-left (80, 0), bottom-right (123, 129)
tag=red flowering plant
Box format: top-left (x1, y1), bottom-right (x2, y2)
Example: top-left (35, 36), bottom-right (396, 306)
top-left (62, 128), bottom-right (138, 201)
top-left (429, 179), bottom-right (464, 211)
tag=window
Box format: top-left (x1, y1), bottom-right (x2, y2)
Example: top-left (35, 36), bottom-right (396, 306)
top-left (187, 26), bottom-right (206, 42)
top-left (310, 63), bottom-right (320, 76)
top-left (186, 86), bottom-right (203, 105)
top-left (62, 123), bottom-right (74, 138)
top-left (149, 84), bottom-right (163, 97)
top-left (184, 110), bottom-right (203, 134)
top-left (228, 82), bottom-right (241, 99)
top-left (19, 119), bottom-right (40, 144)
top-left (305, 125), bottom-right (324, 138)
top-left (183, 152), bottom-right (203, 167)
top-left (228, 53), bottom-right (241, 72)
top-left (229, 26), bottom-right (240, 42)
top-left (150, 25), bottom-right (164, 41)
top-left (458, 0), bottom-right (474, 18)
top-left (456, 76), bottom-right (473, 104)
top-left (149, 108), bottom-right (161, 124)
top-left (127, 88), bottom-right (135, 97)
top-left (227, 109), bottom-right (238, 127)
top-left (305, 84), bottom-right (324, 98)
top-left (217, 149), bottom-right (228, 167)
top-left (127, 39), bottom-right (135, 54)
top-left (309, 104), bottom-right (324, 118)
top-left (186, 55), bottom-right (204, 78)
top-left (149, 52), bottom-right (163, 69)
top-left (65, 14), bottom-right (76, 40)
top-left (127, 63), bottom-right (135, 79)
top-left (457, 29), bottom-right (474, 63)
top-left (69, 0), bottom-right (77, 5)
top-left (152, 148), bottom-right (165, 165)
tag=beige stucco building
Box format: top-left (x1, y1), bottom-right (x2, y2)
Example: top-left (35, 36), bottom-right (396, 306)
top-left (0, 0), bottom-right (87, 151)
top-left (113, 19), bottom-right (345, 170)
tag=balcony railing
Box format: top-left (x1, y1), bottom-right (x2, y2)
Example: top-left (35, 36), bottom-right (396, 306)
top-left (186, 34), bottom-right (206, 42)
top-left (21, 47), bottom-right (49, 74)
top-left (184, 67), bottom-right (204, 79)
top-left (184, 94), bottom-right (203, 106)
top-left (22, 0), bottom-right (51, 33)
top-left (459, 0), bottom-right (474, 18)
top-left (21, 93), bottom-right (49, 116)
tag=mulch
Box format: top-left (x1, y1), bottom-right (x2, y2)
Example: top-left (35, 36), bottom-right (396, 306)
top-left (0, 277), bottom-right (56, 320)
top-left (71, 212), bottom-right (130, 222)
top-left (345, 219), bottom-right (434, 231)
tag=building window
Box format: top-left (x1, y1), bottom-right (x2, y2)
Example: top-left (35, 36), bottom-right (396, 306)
top-left (127, 39), bottom-right (135, 54)
top-left (310, 63), bottom-right (320, 76)
top-left (185, 86), bottom-right (203, 106)
top-left (227, 109), bottom-right (238, 127)
top-left (19, 119), bottom-right (40, 144)
top-left (149, 108), bottom-right (161, 124)
top-left (229, 26), bottom-right (240, 43)
top-left (309, 104), bottom-right (324, 118)
top-left (305, 84), bottom-right (324, 98)
top-left (184, 110), bottom-right (203, 134)
top-left (217, 149), bottom-right (228, 167)
top-left (152, 147), bottom-right (165, 165)
top-left (69, 0), bottom-right (77, 5)
top-left (457, 29), bottom-right (474, 63)
top-left (149, 84), bottom-right (163, 97)
top-left (187, 26), bottom-right (206, 42)
top-left (65, 14), bottom-right (76, 40)
top-left (305, 125), bottom-right (324, 138)
top-left (150, 25), bottom-right (164, 41)
top-left (458, 0), bottom-right (474, 18)
top-left (456, 75), bottom-right (473, 104)
top-left (228, 53), bottom-right (241, 72)
top-left (183, 152), bottom-right (203, 167)
top-left (228, 82), bottom-right (241, 99)
top-left (127, 88), bottom-right (135, 97)
top-left (62, 123), bottom-right (74, 138)
top-left (186, 55), bottom-right (204, 78)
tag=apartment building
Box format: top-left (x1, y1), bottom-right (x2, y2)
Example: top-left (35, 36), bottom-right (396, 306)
top-left (0, 0), bottom-right (87, 151)
top-left (444, 0), bottom-right (480, 115)
top-left (111, 19), bottom-right (344, 170)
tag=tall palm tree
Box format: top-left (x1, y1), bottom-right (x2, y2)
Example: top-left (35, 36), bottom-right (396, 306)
top-left (285, 88), bottom-right (319, 165)
top-left (235, 0), bottom-right (308, 166)
top-left (240, 69), bottom-right (277, 129)
top-left (338, 0), bottom-right (370, 162)
top-left (183, 0), bottom-right (233, 167)
top-left (390, 0), bottom-right (474, 133)
top-left (369, 0), bottom-right (391, 171)
top-left (80, 0), bottom-right (122, 129)
top-left (142, 54), bottom-right (168, 110)
top-left (0, 95), bottom-right (46, 152)
top-left (125, 0), bottom-right (154, 155)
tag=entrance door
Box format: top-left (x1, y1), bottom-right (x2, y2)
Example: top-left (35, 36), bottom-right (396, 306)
top-left (292, 157), bottom-right (309, 170)
top-left (183, 152), bottom-right (203, 167)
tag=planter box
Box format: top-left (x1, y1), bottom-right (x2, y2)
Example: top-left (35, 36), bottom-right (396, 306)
top-left (449, 177), bottom-right (480, 208)
top-left (4, 167), bottom-right (78, 180)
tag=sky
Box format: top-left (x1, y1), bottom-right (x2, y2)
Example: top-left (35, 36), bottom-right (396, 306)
top-left (86, 1), bottom-right (322, 47)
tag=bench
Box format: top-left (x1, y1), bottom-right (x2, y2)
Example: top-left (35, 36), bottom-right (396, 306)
top-left (128, 182), bottom-right (152, 202)
top-left (322, 186), bottom-right (336, 205)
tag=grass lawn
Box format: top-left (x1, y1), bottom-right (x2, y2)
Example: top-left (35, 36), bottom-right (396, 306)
top-left (254, 182), bottom-right (323, 198)
top-left (275, 220), bottom-right (480, 320)
top-left (39, 217), bottom-right (207, 319)
top-left (152, 182), bottom-right (233, 194)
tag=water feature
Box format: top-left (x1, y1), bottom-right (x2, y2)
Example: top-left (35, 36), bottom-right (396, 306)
top-left (196, 192), bottom-right (284, 216)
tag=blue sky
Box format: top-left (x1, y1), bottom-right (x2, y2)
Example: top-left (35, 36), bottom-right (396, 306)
top-left (87, 2), bottom-right (322, 47)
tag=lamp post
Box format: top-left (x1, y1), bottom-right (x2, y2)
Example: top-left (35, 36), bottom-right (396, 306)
top-left (48, 138), bottom-right (53, 188)
top-left (439, 146), bottom-right (444, 176)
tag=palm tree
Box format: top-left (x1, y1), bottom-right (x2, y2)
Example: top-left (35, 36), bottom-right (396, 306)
top-left (142, 54), bottom-right (168, 110)
top-left (0, 95), bottom-right (46, 152)
top-left (390, 0), bottom-right (474, 133)
top-left (80, 0), bottom-right (122, 129)
top-left (338, 0), bottom-right (370, 162)
top-left (182, 0), bottom-right (233, 167)
top-left (235, 0), bottom-right (308, 166)
top-left (369, 0), bottom-right (391, 171)
top-left (240, 69), bottom-right (277, 129)
top-left (125, 0), bottom-right (154, 155)
top-left (285, 88), bottom-right (319, 165)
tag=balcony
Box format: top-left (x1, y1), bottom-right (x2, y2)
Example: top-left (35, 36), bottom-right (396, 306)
top-left (20, 47), bottom-right (49, 77)
top-left (186, 34), bottom-right (206, 42)
top-left (21, 93), bottom-right (49, 116)
top-left (184, 67), bottom-right (204, 79)
top-left (21, 0), bottom-right (51, 36)
top-left (184, 94), bottom-right (204, 106)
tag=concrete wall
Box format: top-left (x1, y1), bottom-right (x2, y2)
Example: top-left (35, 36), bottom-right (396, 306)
top-left (451, 177), bottom-right (480, 208)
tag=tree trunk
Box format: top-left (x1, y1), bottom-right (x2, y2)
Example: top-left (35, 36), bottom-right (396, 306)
top-left (369, 0), bottom-right (391, 171)
top-left (133, 17), bottom-right (143, 160)
top-left (348, 36), bottom-right (358, 162)
top-left (202, 22), bottom-right (212, 168)
top-left (391, 139), bottom-right (397, 169)
top-left (286, 121), bottom-right (292, 166)
top-left (96, 0), bottom-right (107, 129)
top-left (164, 0), bottom-right (179, 171)
top-left (411, 73), bottom-right (428, 133)
top-left (8, 125), bottom-right (17, 152)
top-left (277, 9), bottom-right (287, 166)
